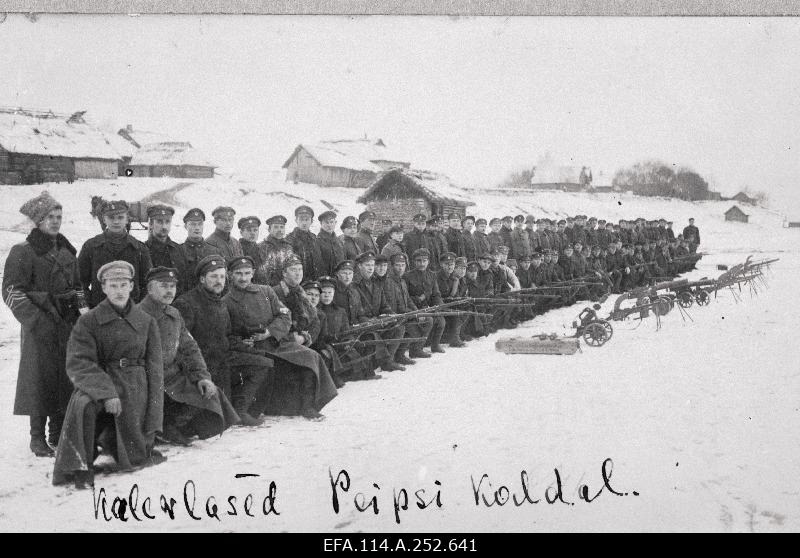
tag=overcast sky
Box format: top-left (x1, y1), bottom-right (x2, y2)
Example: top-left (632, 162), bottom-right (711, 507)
top-left (1, 15), bottom-right (798, 213)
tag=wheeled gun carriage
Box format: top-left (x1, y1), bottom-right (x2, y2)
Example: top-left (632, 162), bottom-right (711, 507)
top-left (609, 278), bottom-right (689, 321)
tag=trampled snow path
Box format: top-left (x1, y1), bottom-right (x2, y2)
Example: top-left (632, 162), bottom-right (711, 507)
top-left (0, 178), bottom-right (797, 532)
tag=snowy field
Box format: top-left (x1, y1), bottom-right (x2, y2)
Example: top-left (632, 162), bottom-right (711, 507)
top-left (0, 176), bottom-right (797, 532)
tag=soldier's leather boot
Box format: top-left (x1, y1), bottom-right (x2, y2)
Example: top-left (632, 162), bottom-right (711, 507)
top-left (409, 349), bottom-right (432, 359)
top-left (381, 360), bottom-right (406, 372)
top-left (29, 416), bottom-right (54, 457)
top-left (237, 412), bottom-right (264, 427)
top-left (395, 353), bottom-right (416, 366)
top-left (47, 413), bottom-right (64, 449)
top-left (158, 422), bottom-right (193, 446)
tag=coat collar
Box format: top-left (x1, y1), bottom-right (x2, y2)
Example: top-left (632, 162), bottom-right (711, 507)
top-left (227, 281), bottom-right (262, 301)
top-left (94, 298), bottom-right (149, 330)
top-left (137, 295), bottom-right (181, 320)
top-left (26, 228), bottom-right (77, 256)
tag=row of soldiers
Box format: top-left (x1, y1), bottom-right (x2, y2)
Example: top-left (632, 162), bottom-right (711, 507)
top-left (3, 191), bottom-right (701, 488)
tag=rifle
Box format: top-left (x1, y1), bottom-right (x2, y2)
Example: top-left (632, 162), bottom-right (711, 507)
top-left (335, 298), bottom-right (469, 340)
top-left (330, 337), bottom-right (427, 349)
top-left (415, 311), bottom-right (495, 319)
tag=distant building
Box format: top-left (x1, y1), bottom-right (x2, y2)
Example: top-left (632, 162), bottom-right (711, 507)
top-left (283, 138), bottom-right (410, 188)
top-left (0, 107), bottom-right (121, 184)
top-left (529, 153), bottom-right (592, 192)
top-left (706, 191), bottom-right (723, 201)
top-left (731, 191), bottom-right (757, 205)
top-left (725, 205), bottom-right (749, 223)
top-left (128, 141), bottom-right (216, 178)
top-left (357, 168), bottom-right (474, 231)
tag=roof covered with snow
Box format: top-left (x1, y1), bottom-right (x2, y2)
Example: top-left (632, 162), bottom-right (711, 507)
top-left (357, 167), bottom-right (475, 206)
top-left (129, 141), bottom-right (216, 168)
top-left (120, 128), bottom-right (173, 148)
top-left (283, 138), bottom-right (410, 172)
top-left (0, 108), bottom-right (121, 160)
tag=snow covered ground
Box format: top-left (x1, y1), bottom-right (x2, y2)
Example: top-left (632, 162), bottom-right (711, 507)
top-left (0, 176), bottom-right (797, 532)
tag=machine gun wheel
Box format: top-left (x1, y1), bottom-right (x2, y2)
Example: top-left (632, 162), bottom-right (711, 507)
top-left (695, 290), bottom-right (711, 306)
top-left (582, 322), bottom-right (610, 347)
top-left (677, 290), bottom-right (694, 308)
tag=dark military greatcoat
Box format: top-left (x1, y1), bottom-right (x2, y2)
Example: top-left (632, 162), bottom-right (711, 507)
top-left (3, 228), bottom-right (84, 416)
top-left (78, 230), bottom-right (152, 308)
top-left (53, 299), bottom-right (163, 485)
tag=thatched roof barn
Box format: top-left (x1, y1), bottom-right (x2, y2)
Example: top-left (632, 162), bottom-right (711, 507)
top-left (283, 138), bottom-right (410, 188)
top-left (357, 168), bottom-right (474, 230)
top-left (0, 107), bottom-right (121, 184)
top-left (128, 141), bottom-right (216, 178)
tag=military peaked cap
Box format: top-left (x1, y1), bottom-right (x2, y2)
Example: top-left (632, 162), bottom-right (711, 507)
top-left (146, 266), bottom-right (178, 283)
top-left (238, 216), bottom-right (261, 229)
top-left (146, 204), bottom-right (174, 219)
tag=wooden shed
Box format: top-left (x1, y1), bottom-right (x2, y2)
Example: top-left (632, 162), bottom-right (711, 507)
top-left (731, 191), bottom-right (757, 205)
top-left (0, 107), bottom-right (120, 184)
top-left (724, 205), bottom-right (749, 223)
top-left (283, 138), bottom-right (410, 188)
top-left (128, 141), bottom-right (216, 178)
top-left (357, 168), bottom-right (475, 231)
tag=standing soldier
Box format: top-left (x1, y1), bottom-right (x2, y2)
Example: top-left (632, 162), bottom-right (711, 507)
top-left (316, 211), bottom-right (345, 277)
top-left (145, 205), bottom-right (188, 296)
top-left (404, 213), bottom-right (429, 257)
top-left (500, 216), bottom-right (514, 250)
top-left (179, 208), bottom-right (216, 293)
top-left (461, 216), bottom-right (476, 262)
top-left (445, 213), bottom-right (466, 257)
top-left (4, 192), bottom-right (87, 456)
top-left (339, 216), bottom-right (363, 262)
top-left (173, 256), bottom-right (269, 427)
top-left (205, 206), bottom-right (243, 261)
top-left (78, 200), bottom-right (152, 308)
top-left (380, 225), bottom-right (406, 261)
top-left (511, 215), bottom-right (532, 262)
top-left (356, 210), bottom-right (380, 254)
top-left (257, 215), bottom-right (295, 286)
top-left (473, 218), bottom-right (491, 256)
top-left (238, 216), bottom-right (263, 267)
top-left (137, 267), bottom-right (239, 446)
top-left (404, 248), bottom-right (446, 353)
top-left (424, 217), bottom-right (447, 272)
top-left (376, 219), bottom-right (393, 252)
top-left (683, 218), bottom-right (700, 253)
top-left (53, 261), bottom-right (164, 488)
top-left (487, 218), bottom-right (504, 252)
top-left (286, 205), bottom-right (324, 281)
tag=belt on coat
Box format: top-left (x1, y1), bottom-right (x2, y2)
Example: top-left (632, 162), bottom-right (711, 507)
top-left (105, 358), bottom-right (147, 368)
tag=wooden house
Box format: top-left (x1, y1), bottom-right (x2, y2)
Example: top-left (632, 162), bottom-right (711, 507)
top-left (724, 205), bottom-right (749, 223)
top-left (128, 141), bottom-right (216, 178)
top-left (283, 138), bottom-right (410, 188)
top-left (0, 107), bottom-right (121, 184)
top-left (357, 168), bottom-right (475, 231)
top-left (731, 191), bottom-right (757, 205)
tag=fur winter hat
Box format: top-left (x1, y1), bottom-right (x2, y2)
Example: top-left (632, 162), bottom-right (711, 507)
top-left (20, 191), bottom-right (62, 224)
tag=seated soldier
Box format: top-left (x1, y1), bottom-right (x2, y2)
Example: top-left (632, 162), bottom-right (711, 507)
top-left (436, 252), bottom-right (467, 347)
top-left (333, 260), bottom-right (383, 380)
top-left (404, 248), bottom-right (446, 353)
top-left (386, 253), bottom-right (433, 361)
top-left (174, 255), bottom-right (271, 427)
top-left (270, 256), bottom-right (339, 417)
top-left (353, 251), bottom-right (406, 372)
top-left (316, 275), bottom-right (369, 383)
top-left (137, 266), bottom-right (239, 446)
top-left (53, 261), bottom-right (165, 489)
top-left (225, 256), bottom-right (337, 420)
